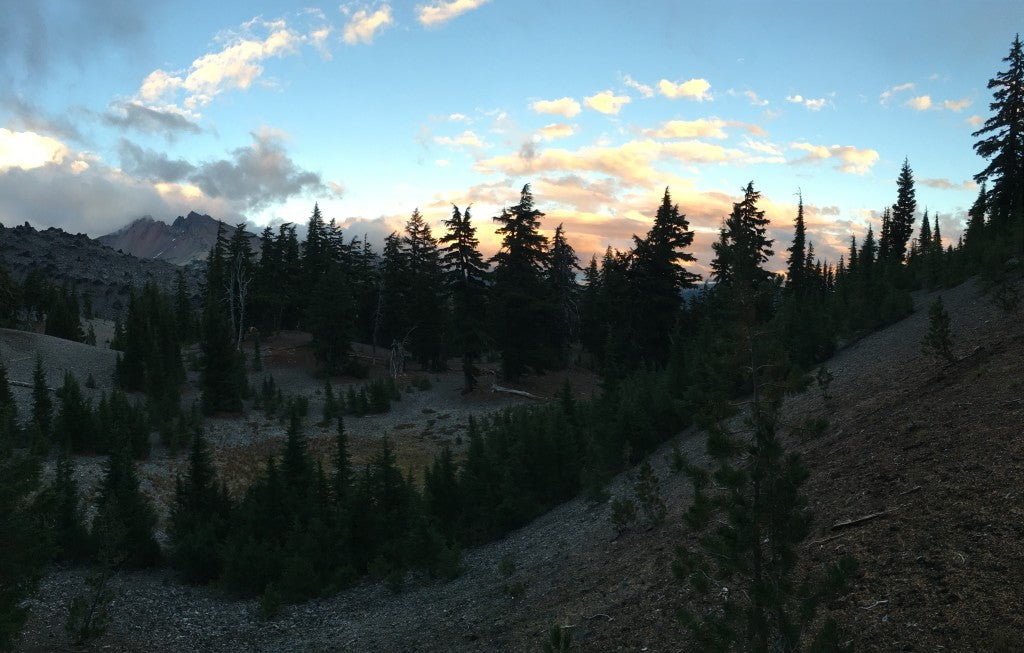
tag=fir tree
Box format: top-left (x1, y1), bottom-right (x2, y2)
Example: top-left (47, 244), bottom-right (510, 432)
top-left (0, 360), bottom-right (18, 451)
top-left (37, 452), bottom-right (90, 562)
top-left (307, 262), bottom-right (355, 375)
top-left (922, 297), bottom-right (955, 362)
top-left (888, 158), bottom-right (918, 263)
top-left (402, 209), bottom-right (447, 371)
top-left (546, 224), bottom-right (581, 365)
top-left (785, 191), bottom-right (807, 293)
top-left (491, 184), bottom-right (553, 378)
top-left (93, 447), bottom-right (161, 569)
top-left (169, 428), bottom-right (231, 583)
top-left (440, 205), bottom-right (489, 392)
top-left (710, 182), bottom-right (775, 289)
top-left (973, 34), bottom-right (1024, 240)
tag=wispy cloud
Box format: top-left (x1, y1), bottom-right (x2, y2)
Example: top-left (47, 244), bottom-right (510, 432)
top-left (785, 94), bottom-right (828, 111)
top-left (623, 75), bottom-right (654, 98)
top-left (343, 5), bottom-right (393, 44)
top-left (531, 97), bottom-right (582, 118)
top-left (880, 82), bottom-right (915, 105)
top-left (789, 142), bottom-right (879, 175)
top-left (584, 90), bottom-right (631, 115)
top-left (536, 123), bottom-right (576, 141)
top-left (940, 98), bottom-right (972, 112)
top-left (434, 130), bottom-right (485, 148)
top-left (138, 18), bottom-right (301, 109)
top-left (744, 90), bottom-right (769, 106)
top-left (920, 177), bottom-right (977, 190)
top-left (417, 0), bottom-right (490, 27)
top-left (966, 114), bottom-right (984, 127)
top-left (643, 118), bottom-right (727, 140)
top-left (658, 78), bottom-right (712, 101)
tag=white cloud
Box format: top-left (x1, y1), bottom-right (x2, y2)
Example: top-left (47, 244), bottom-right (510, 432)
top-left (906, 95), bottom-right (932, 111)
top-left (966, 114), bottom-right (984, 127)
top-left (584, 90), bottom-right (631, 115)
top-left (940, 97), bottom-right (972, 112)
top-left (417, 0), bottom-right (490, 27)
top-left (659, 78), bottom-right (712, 101)
top-left (880, 82), bottom-right (915, 105)
top-left (0, 128), bottom-right (70, 171)
top-left (789, 142), bottom-right (879, 175)
top-left (744, 90), bottom-right (769, 106)
top-left (343, 5), bottom-right (393, 44)
top-left (742, 138), bottom-right (782, 156)
top-left (537, 123), bottom-right (576, 141)
top-left (623, 75), bottom-right (654, 98)
top-left (448, 113), bottom-right (468, 122)
top-left (137, 18), bottom-right (301, 109)
top-left (531, 97), bottom-right (582, 118)
top-left (920, 177), bottom-right (977, 190)
top-left (786, 94), bottom-right (827, 110)
top-left (434, 130), bottom-right (485, 148)
top-left (310, 27), bottom-right (333, 59)
top-left (644, 118), bottom-right (727, 140)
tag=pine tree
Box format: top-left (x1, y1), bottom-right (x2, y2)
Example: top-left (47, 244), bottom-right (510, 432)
top-left (963, 182), bottom-right (988, 257)
top-left (546, 224), bottom-right (581, 365)
top-left (307, 262), bottom-right (355, 375)
top-left (402, 209), bottom-right (447, 370)
top-left (93, 447), bottom-right (161, 568)
top-left (54, 373), bottom-right (97, 453)
top-left (491, 184), bottom-right (553, 378)
top-left (889, 159), bottom-right (918, 263)
top-left (922, 297), bottom-right (955, 362)
top-left (440, 205), bottom-right (489, 392)
top-left (37, 452), bottom-right (90, 562)
top-left (0, 360), bottom-right (18, 451)
top-left (169, 428), bottom-right (231, 583)
top-left (710, 182), bottom-right (775, 289)
top-left (785, 192), bottom-right (806, 293)
top-left (973, 34), bottom-right (1024, 241)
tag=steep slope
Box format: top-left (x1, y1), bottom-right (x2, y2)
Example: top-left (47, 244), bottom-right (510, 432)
top-left (15, 276), bottom-right (1024, 651)
top-left (0, 222), bottom-right (199, 320)
top-left (98, 211), bottom-right (258, 265)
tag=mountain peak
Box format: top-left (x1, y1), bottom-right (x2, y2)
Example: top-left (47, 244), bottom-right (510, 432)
top-left (99, 212), bottom-right (257, 265)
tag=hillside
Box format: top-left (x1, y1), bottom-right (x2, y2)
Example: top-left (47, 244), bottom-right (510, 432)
top-left (0, 222), bottom-right (200, 320)
top-left (13, 275), bottom-right (1023, 651)
top-left (98, 212), bottom-right (259, 266)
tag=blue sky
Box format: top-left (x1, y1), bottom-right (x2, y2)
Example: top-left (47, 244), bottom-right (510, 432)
top-left (0, 0), bottom-right (1020, 272)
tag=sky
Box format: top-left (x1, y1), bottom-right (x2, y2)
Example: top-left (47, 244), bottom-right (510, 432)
top-left (0, 0), bottom-right (1020, 275)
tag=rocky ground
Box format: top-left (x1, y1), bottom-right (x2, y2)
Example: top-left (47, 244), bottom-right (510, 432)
top-left (10, 275), bottom-right (1024, 651)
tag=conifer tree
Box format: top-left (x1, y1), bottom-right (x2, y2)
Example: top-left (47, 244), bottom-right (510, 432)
top-left (307, 262), bottom-right (355, 375)
top-left (963, 182), bottom-right (988, 257)
top-left (31, 355), bottom-right (51, 441)
top-left (973, 34), bottom-right (1024, 240)
top-left (54, 373), bottom-right (97, 453)
top-left (629, 188), bottom-right (700, 362)
top-left (37, 452), bottom-right (90, 562)
top-left (922, 297), bottom-right (955, 362)
top-left (710, 182), bottom-right (774, 289)
top-left (888, 159), bottom-right (918, 263)
top-left (0, 360), bottom-right (18, 449)
top-left (785, 192), bottom-right (807, 293)
top-left (93, 447), bottom-right (161, 568)
top-left (440, 205), bottom-right (489, 392)
top-left (546, 224), bottom-right (581, 365)
top-left (402, 209), bottom-right (447, 370)
top-left (169, 428), bottom-right (231, 583)
top-left (491, 184), bottom-right (553, 378)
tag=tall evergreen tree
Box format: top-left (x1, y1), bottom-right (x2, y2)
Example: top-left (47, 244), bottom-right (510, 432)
top-left (0, 360), bottom-right (18, 450)
top-left (307, 262), bottom-right (355, 375)
top-left (31, 355), bottom-right (51, 439)
top-left (546, 224), bottom-right (581, 365)
top-left (440, 205), bottom-right (489, 392)
top-left (491, 184), bottom-right (552, 378)
top-left (710, 182), bottom-right (775, 288)
top-left (93, 447), bottom-right (161, 568)
top-left (169, 429), bottom-right (231, 583)
top-left (888, 158), bottom-right (918, 263)
top-left (785, 192), bottom-right (807, 293)
top-left (973, 34), bottom-right (1024, 239)
top-left (402, 210), bottom-right (447, 370)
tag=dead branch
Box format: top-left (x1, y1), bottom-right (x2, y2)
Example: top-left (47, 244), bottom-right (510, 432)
top-left (859, 600), bottom-right (888, 610)
top-left (831, 507), bottom-right (898, 531)
top-left (491, 382), bottom-right (545, 400)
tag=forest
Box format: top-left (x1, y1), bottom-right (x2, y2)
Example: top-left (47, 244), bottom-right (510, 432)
top-left (1, 34), bottom-right (1023, 653)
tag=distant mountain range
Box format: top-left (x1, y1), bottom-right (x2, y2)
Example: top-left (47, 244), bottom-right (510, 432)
top-left (0, 222), bottom-right (200, 320)
top-left (99, 211), bottom-right (258, 265)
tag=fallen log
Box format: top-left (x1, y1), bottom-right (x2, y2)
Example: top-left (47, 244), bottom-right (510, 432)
top-left (831, 507), bottom-right (897, 531)
top-left (491, 383), bottom-right (545, 400)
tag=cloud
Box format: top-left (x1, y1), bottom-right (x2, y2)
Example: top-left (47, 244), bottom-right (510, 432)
top-left (644, 119), bottom-right (727, 140)
top-left (434, 130), bottom-right (485, 148)
top-left (623, 75), bottom-right (654, 98)
top-left (189, 127), bottom-right (341, 210)
top-left (103, 101), bottom-right (202, 137)
top-left (0, 128), bottom-right (71, 171)
top-left (659, 78), bottom-right (712, 101)
top-left (138, 18), bottom-right (301, 109)
top-left (537, 123), bottom-right (576, 141)
top-left (584, 90), bottom-right (631, 115)
top-left (417, 0), bottom-right (490, 27)
top-left (310, 26), bottom-right (333, 59)
top-left (741, 138), bottom-right (782, 156)
top-left (744, 90), bottom-right (769, 106)
top-left (906, 95), bottom-right (932, 110)
top-left (0, 96), bottom-right (84, 142)
top-left (880, 82), bottom-right (915, 105)
top-left (476, 138), bottom-right (750, 187)
top-left (789, 142), bottom-right (879, 175)
top-left (447, 113), bottom-right (469, 122)
top-left (966, 114), bottom-right (984, 127)
top-left (940, 97), bottom-right (971, 112)
top-left (786, 94), bottom-right (828, 111)
top-left (117, 139), bottom-right (195, 182)
top-left (920, 177), bottom-right (977, 190)
top-left (343, 5), bottom-right (393, 44)
top-left (531, 97), bottom-right (582, 118)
